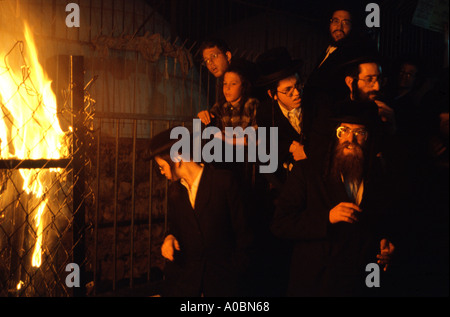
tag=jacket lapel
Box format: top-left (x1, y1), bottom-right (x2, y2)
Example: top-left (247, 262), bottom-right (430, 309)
top-left (192, 165), bottom-right (212, 216)
top-left (273, 103), bottom-right (300, 138)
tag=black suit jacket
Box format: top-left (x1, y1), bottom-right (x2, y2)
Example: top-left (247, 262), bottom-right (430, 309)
top-left (256, 99), bottom-right (302, 188)
top-left (162, 164), bottom-right (254, 297)
top-left (271, 158), bottom-right (394, 296)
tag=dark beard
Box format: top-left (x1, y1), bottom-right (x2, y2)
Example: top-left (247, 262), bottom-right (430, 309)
top-left (330, 141), bottom-right (365, 184)
top-left (329, 31), bottom-right (352, 47)
top-left (351, 80), bottom-right (378, 101)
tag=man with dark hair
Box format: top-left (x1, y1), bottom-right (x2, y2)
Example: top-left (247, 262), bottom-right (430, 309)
top-left (149, 128), bottom-right (254, 297)
top-left (199, 38), bottom-right (232, 79)
top-left (343, 57), bottom-right (396, 134)
top-left (305, 4), bottom-right (376, 90)
top-left (199, 38), bottom-right (233, 105)
top-left (302, 4), bottom-right (378, 150)
top-left (272, 101), bottom-right (396, 296)
top-left (255, 47), bottom-right (306, 189)
top-left (386, 56), bottom-right (424, 136)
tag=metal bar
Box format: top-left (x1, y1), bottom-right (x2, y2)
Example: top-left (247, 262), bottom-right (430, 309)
top-left (0, 159), bottom-right (71, 169)
top-left (113, 118), bottom-right (120, 291)
top-left (130, 119), bottom-right (137, 288)
top-left (147, 121), bottom-right (154, 282)
top-left (95, 111), bottom-right (193, 122)
top-left (93, 119), bottom-right (102, 295)
top-left (71, 55), bottom-right (86, 297)
top-left (164, 121), bottom-right (170, 235)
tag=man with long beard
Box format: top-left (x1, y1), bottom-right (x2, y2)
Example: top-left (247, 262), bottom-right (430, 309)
top-left (271, 101), bottom-right (396, 296)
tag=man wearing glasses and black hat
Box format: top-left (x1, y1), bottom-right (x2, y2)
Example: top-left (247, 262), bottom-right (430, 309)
top-left (255, 47), bottom-right (307, 189)
top-left (272, 100), bottom-right (397, 297)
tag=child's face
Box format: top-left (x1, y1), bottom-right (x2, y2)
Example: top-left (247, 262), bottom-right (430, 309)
top-left (223, 72), bottom-right (243, 105)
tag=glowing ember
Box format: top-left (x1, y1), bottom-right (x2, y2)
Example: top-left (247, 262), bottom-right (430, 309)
top-left (0, 22), bottom-right (69, 268)
top-left (16, 280), bottom-right (24, 290)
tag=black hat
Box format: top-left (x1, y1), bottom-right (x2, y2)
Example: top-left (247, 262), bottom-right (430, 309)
top-left (148, 128), bottom-right (178, 160)
top-left (255, 47), bottom-right (303, 87)
top-left (331, 99), bottom-right (380, 129)
top-left (337, 54), bottom-right (384, 75)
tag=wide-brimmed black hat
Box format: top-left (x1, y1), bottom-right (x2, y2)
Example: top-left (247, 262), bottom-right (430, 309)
top-left (148, 128), bottom-right (178, 160)
top-left (330, 99), bottom-right (380, 130)
top-left (255, 47), bottom-right (303, 87)
top-left (334, 54), bottom-right (384, 77)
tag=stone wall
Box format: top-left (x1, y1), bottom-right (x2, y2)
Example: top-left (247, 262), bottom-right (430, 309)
top-left (85, 136), bottom-right (167, 293)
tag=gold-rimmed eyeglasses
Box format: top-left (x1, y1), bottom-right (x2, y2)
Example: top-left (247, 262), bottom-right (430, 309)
top-left (336, 126), bottom-right (368, 141)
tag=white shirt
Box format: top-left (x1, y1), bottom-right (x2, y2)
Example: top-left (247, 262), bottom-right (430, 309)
top-left (318, 45), bottom-right (337, 68)
top-left (278, 102), bottom-right (302, 134)
top-left (342, 175), bottom-right (365, 206)
top-left (180, 165), bottom-right (204, 209)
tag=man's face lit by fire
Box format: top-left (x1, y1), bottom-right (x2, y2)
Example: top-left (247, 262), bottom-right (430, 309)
top-left (347, 63), bottom-right (382, 101)
top-left (332, 123), bottom-right (368, 183)
top-left (329, 10), bottom-right (352, 43)
top-left (336, 123), bottom-right (368, 156)
top-left (202, 46), bottom-right (232, 78)
top-left (155, 156), bottom-right (179, 181)
top-left (272, 74), bottom-right (302, 112)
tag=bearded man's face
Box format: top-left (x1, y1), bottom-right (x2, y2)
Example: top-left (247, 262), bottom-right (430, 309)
top-left (331, 123), bottom-right (368, 183)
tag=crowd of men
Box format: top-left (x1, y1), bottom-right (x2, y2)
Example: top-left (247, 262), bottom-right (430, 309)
top-left (148, 4), bottom-right (448, 297)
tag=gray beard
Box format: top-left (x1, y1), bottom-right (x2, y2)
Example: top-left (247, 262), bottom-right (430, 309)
top-left (331, 141), bottom-right (365, 184)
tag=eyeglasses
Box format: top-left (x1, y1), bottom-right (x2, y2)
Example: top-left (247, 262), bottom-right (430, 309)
top-left (155, 164), bottom-right (164, 174)
top-left (330, 18), bottom-right (352, 26)
top-left (277, 82), bottom-right (303, 97)
top-left (399, 71), bottom-right (416, 78)
top-left (358, 75), bottom-right (382, 87)
top-left (203, 53), bottom-right (223, 66)
top-left (336, 126), bottom-right (368, 141)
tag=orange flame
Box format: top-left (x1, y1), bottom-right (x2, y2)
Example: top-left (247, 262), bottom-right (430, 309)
top-left (0, 23), bottom-right (69, 268)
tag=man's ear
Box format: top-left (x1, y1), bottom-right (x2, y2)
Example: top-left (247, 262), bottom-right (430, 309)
top-left (345, 76), bottom-right (354, 91)
top-left (225, 51), bottom-right (232, 63)
top-left (267, 89), bottom-right (277, 100)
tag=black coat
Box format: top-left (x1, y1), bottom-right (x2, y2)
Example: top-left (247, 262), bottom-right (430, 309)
top-left (302, 34), bottom-right (378, 145)
top-left (162, 164), bottom-right (254, 297)
top-left (256, 98), bottom-right (302, 188)
top-left (271, 158), bottom-right (394, 297)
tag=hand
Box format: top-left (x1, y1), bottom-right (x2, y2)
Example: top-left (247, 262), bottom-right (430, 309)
top-left (161, 234), bottom-right (180, 261)
top-left (377, 238), bottom-right (395, 271)
top-left (329, 202), bottom-right (361, 224)
top-left (374, 100), bottom-right (395, 124)
top-left (197, 110), bottom-right (214, 125)
top-left (289, 141), bottom-right (307, 161)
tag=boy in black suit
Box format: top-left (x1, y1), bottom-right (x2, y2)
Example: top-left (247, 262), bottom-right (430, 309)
top-left (255, 47), bottom-right (307, 189)
top-left (148, 128), bottom-right (254, 297)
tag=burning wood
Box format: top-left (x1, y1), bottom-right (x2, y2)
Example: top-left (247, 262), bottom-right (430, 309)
top-left (0, 23), bottom-right (73, 296)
